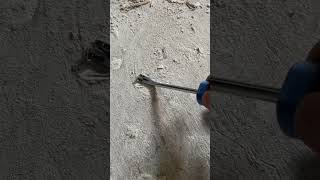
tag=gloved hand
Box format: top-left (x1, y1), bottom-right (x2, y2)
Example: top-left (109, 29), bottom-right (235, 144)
top-left (197, 40), bottom-right (320, 154)
top-left (196, 80), bottom-right (211, 110)
top-left (276, 61), bottom-right (319, 137)
top-left (293, 41), bottom-right (320, 154)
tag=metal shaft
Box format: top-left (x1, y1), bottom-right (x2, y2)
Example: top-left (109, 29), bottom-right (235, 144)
top-left (152, 82), bottom-right (198, 94)
top-left (209, 77), bottom-right (280, 102)
top-left (136, 74), bottom-right (280, 102)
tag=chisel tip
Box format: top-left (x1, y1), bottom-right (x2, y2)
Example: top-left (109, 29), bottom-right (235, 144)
top-left (136, 74), bottom-right (157, 86)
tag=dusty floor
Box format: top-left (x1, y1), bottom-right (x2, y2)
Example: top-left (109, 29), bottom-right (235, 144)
top-left (0, 0), bottom-right (109, 179)
top-left (211, 0), bottom-right (320, 179)
top-left (110, 0), bottom-right (210, 179)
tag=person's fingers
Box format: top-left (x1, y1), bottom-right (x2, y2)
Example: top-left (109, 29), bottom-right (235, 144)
top-left (202, 91), bottom-right (211, 110)
top-left (294, 92), bottom-right (320, 154)
top-left (307, 40), bottom-right (320, 63)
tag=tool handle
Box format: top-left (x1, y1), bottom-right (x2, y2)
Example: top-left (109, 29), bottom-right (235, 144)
top-left (196, 77), bottom-right (281, 110)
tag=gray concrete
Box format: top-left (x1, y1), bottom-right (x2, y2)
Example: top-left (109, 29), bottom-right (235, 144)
top-left (0, 0), bottom-right (109, 179)
top-left (210, 0), bottom-right (320, 179)
top-left (110, 0), bottom-right (210, 179)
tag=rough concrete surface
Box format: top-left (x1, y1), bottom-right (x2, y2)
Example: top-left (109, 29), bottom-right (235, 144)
top-left (0, 0), bottom-right (109, 179)
top-left (211, 0), bottom-right (320, 179)
top-left (110, 0), bottom-right (210, 179)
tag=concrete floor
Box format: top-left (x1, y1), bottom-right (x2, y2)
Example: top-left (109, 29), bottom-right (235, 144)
top-left (210, 0), bottom-right (320, 179)
top-left (110, 0), bottom-right (210, 179)
top-left (0, 0), bottom-right (109, 179)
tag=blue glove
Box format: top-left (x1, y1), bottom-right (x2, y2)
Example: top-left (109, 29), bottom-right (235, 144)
top-left (277, 62), bottom-right (320, 137)
top-left (197, 80), bottom-right (210, 109)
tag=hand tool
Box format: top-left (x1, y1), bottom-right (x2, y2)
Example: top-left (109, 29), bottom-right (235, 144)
top-left (136, 74), bottom-right (280, 102)
top-left (136, 61), bottom-right (320, 138)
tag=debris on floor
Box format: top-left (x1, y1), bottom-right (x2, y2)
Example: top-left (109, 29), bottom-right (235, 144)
top-left (120, 0), bottom-right (151, 12)
top-left (166, 0), bottom-right (185, 4)
top-left (111, 58), bottom-right (123, 70)
top-left (157, 64), bottom-right (165, 70)
top-left (186, 1), bottom-right (201, 10)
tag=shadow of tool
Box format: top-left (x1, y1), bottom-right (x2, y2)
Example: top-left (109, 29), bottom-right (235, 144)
top-left (200, 110), bottom-right (214, 133)
top-left (296, 155), bottom-right (320, 180)
top-left (148, 87), bottom-right (209, 180)
top-left (148, 87), bottom-right (183, 180)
